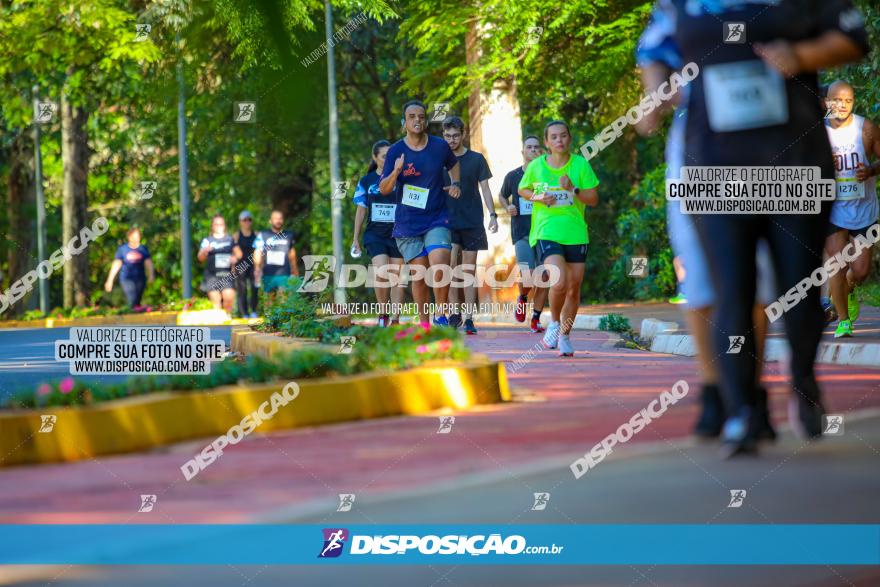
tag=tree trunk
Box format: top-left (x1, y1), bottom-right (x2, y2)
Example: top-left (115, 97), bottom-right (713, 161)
top-left (4, 131), bottom-right (37, 315)
top-left (61, 91), bottom-right (90, 308)
top-left (466, 21), bottom-right (525, 303)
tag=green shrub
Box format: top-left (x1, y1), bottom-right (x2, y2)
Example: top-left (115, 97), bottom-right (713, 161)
top-left (607, 164), bottom-right (676, 301)
top-left (599, 313), bottom-right (631, 334)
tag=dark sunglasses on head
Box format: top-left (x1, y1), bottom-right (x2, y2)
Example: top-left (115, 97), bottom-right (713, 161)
top-left (241, 218), bottom-right (252, 222)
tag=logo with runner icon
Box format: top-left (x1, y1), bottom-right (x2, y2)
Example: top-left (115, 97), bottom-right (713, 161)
top-left (723, 22), bottom-right (746, 44)
top-left (318, 528), bottom-right (349, 558)
top-left (139, 181), bottom-right (157, 200)
top-left (628, 257), bottom-right (648, 278)
top-left (727, 336), bottom-right (745, 354)
top-left (727, 489), bottom-right (746, 508)
top-left (38, 415), bottom-right (57, 433)
top-left (431, 103), bottom-right (450, 122)
top-left (298, 255), bottom-right (337, 293)
top-left (234, 101), bottom-right (256, 123)
top-left (526, 26), bottom-right (544, 45)
top-left (36, 102), bottom-right (57, 124)
top-left (138, 494), bottom-right (157, 513)
top-left (337, 494), bottom-right (356, 512)
top-left (134, 23), bottom-right (151, 42)
top-left (822, 414), bottom-right (844, 435)
top-left (437, 416), bottom-right (455, 434)
top-left (531, 492), bottom-right (550, 511)
top-left (332, 182), bottom-right (349, 200)
top-left (338, 336), bottom-right (356, 354)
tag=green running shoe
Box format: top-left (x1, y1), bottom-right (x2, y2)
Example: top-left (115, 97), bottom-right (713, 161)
top-left (669, 292), bottom-right (687, 305)
top-left (834, 319), bottom-right (853, 338)
top-left (847, 289), bottom-right (860, 323)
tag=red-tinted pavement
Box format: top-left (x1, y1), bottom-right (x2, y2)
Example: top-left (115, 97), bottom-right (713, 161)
top-left (1, 326), bottom-right (879, 524)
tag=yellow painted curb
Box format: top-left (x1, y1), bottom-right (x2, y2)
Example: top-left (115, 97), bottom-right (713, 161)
top-left (0, 310), bottom-right (251, 329)
top-left (230, 326), bottom-right (327, 359)
top-left (0, 361), bottom-right (509, 467)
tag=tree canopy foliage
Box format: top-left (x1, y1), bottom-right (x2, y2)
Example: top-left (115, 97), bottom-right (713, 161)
top-left (0, 0), bottom-right (877, 311)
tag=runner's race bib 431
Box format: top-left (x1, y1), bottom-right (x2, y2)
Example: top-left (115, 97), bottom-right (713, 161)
top-left (372, 203), bottom-right (396, 222)
top-left (401, 184), bottom-right (429, 209)
top-left (214, 254), bottom-right (231, 269)
top-left (836, 177), bottom-right (865, 201)
top-left (703, 60), bottom-right (788, 132)
top-left (266, 250), bottom-right (286, 266)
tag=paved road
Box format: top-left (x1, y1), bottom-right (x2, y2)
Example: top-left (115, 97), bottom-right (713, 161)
top-left (0, 326), bottom-right (233, 406)
top-left (1, 325), bottom-right (879, 585)
top-left (5, 415), bottom-right (879, 586)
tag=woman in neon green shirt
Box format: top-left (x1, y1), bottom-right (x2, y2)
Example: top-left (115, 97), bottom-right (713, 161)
top-left (518, 120), bottom-right (600, 357)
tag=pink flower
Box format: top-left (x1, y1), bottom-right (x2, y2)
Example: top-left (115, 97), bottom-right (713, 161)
top-left (395, 328), bottom-right (413, 340)
top-left (59, 377), bottom-right (75, 394)
top-left (437, 339), bottom-right (453, 353)
top-left (416, 345), bottom-right (428, 354)
top-left (420, 322), bottom-right (431, 330)
top-left (37, 383), bottom-right (52, 397)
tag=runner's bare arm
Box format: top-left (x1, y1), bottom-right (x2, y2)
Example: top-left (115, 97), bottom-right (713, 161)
top-left (352, 206), bottom-right (367, 246)
top-left (575, 187), bottom-right (599, 207)
top-left (755, 31), bottom-right (865, 78)
top-left (444, 162), bottom-right (462, 198)
top-left (635, 62), bottom-right (674, 136)
top-left (379, 154), bottom-right (404, 195)
top-left (289, 247), bottom-right (299, 276)
top-left (144, 259), bottom-right (155, 283)
top-left (861, 118), bottom-right (880, 179)
top-left (479, 180), bottom-right (498, 231)
top-left (197, 243), bottom-right (211, 262)
top-left (104, 259), bottom-right (122, 292)
top-left (519, 186), bottom-right (554, 207)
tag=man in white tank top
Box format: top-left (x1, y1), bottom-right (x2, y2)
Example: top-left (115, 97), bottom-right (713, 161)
top-left (824, 80), bottom-right (880, 338)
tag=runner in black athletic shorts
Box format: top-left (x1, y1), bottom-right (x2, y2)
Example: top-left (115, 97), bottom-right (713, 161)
top-left (352, 140), bottom-right (405, 327)
top-left (442, 116), bottom-right (497, 334)
top-left (519, 120), bottom-right (600, 357)
top-left (232, 210), bottom-right (258, 318)
top-left (198, 214), bottom-right (236, 313)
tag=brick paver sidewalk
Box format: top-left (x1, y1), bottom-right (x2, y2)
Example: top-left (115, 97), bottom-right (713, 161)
top-left (1, 326), bottom-right (878, 524)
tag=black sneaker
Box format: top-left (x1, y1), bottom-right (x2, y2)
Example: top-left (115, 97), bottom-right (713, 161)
top-left (693, 384), bottom-right (725, 438)
top-left (449, 313), bottom-right (463, 329)
top-left (788, 376), bottom-right (825, 440)
top-left (719, 407), bottom-right (759, 459)
top-left (754, 386), bottom-right (777, 442)
top-left (464, 318), bottom-right (477, 335)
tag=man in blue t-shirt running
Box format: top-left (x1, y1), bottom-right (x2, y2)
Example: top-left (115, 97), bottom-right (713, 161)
top-left (379, 100), bottom-right (462, 326)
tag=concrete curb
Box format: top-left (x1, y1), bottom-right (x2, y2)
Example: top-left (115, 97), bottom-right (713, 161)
top-left (651, 332), bottom-right (880, 367)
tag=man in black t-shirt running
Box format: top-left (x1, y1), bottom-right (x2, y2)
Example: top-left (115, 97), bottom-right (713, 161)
top-left (442, 116), bottom-right (497, 335)
top-left (500, 135), bottom-right (548, 333)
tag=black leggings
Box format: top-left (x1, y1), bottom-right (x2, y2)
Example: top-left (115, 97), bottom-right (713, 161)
top-left (235, 273), bottom-right (258, 315)
top-left (692, 209), bottom-right (829, 416)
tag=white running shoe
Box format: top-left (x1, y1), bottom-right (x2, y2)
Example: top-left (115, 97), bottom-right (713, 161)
top-left (543, 321), bottom-right (560, 349)
top-left (558, 334), bottom-right (574, 357)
